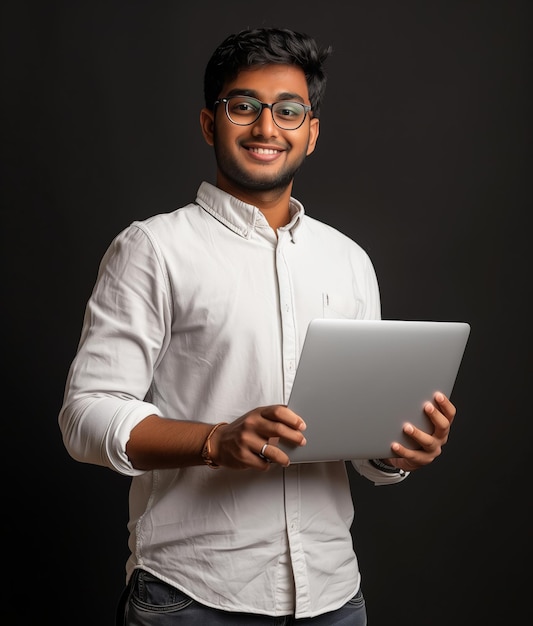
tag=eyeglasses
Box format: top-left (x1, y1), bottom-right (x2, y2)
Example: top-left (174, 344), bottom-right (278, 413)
top-left (214, 96), bottom-right (312, 130)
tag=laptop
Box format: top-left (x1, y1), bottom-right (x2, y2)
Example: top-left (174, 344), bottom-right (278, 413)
top-left (278, 318), bottom-right (470, 463)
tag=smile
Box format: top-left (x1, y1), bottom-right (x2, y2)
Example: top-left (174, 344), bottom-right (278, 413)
top-left (248, 147), bottom-right (281, 154)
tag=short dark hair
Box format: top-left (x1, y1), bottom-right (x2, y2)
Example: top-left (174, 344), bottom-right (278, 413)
top-left (203, 27), bottom-right (332, 118)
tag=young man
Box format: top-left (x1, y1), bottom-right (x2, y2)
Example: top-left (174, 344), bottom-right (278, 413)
top-left (59, 28), bottom-right (457, 625)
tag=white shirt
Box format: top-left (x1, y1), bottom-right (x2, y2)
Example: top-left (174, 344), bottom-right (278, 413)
top-left (59, 181), bottom-right (407, 618)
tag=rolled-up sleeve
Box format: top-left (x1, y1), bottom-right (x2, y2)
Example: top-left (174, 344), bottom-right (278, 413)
top-left (58, 224), bottom-right (171, 475)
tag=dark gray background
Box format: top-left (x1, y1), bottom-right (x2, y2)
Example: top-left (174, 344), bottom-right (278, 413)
top-left (3, 1), bottom-right (531, 624)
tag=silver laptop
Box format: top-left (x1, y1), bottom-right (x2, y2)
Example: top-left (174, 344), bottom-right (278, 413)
top-left (279, 318), bottom-right (470, 463)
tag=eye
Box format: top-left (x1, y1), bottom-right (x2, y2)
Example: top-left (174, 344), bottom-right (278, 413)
top-left (229, 97), bottom-right (261, 116)
top-left (274, 102), bottom-right (304, 118)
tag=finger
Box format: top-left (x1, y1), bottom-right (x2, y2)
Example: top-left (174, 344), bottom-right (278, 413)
top-left (398, 420), bottom-right (445, 459)
top-left (424, 401), bottom-right (452, 434)
top-left (260, 405), bottom-right (306, 432)
top-left (258, 442), bottom-right (272, 463)
top-left (391, 441), bottom-right (436, 470)
top-left (258, 410), bottom-right (307, 448)
top-left (258, 442), bottom-right (292, 468)
top-left (402, 422), bottom-right (437, 451)
top-left (434, 392), bottom-right (456, 424)
top-left (254, 437), bottom-right (300, 468)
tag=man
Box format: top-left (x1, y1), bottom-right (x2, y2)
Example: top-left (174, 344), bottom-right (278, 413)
top-left (59, 27), bottom-right (456, 625)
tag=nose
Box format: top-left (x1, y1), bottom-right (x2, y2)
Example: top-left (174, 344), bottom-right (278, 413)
top-left (251, 105), bottom-right (278, 137)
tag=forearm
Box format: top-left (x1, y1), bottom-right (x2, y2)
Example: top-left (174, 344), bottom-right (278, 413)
top-left (126, 415), bottom-right (216, 470)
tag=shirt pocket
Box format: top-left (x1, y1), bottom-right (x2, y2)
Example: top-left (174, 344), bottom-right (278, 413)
top-left (321, 291), bottom-right (360, 319)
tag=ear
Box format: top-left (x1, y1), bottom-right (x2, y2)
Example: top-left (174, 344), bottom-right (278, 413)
top-left (306, 117), bottom-right (320, 156)
top-left (200, 108), bottom-right (215, 146)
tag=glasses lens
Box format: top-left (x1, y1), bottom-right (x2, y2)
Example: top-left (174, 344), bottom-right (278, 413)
top-left (272, 102), bottom-right (307, 129)
top-left (226, 97), bottom-right (262, 125)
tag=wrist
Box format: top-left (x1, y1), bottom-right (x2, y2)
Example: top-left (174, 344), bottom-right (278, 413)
top-left (201, 422), bottom-right (227, 469)
top-left (369, 458), bottom-right (407, 476)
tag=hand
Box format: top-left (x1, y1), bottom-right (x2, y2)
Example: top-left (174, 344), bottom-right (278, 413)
top-left (383, 392), bottom-right (456, 472)
top-left (210, 405), bottom-right (307, 470)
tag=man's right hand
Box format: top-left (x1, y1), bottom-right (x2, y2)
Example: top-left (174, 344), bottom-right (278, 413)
top-left (211, 405), bottom-right (307, 470)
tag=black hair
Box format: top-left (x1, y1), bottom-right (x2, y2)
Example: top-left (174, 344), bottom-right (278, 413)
top-left (203, 27), bottom-right (332, 118)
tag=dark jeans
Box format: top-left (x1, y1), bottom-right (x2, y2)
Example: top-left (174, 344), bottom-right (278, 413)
top-left (117, 569), bottom-right (367, 626)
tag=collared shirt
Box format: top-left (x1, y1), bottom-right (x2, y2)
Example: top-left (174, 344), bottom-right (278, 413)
top-left (59, 181), bottom-right (407, 618)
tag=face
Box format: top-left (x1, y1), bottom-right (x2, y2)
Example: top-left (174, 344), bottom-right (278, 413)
top-left (200, 64), bottom-right (320, 197)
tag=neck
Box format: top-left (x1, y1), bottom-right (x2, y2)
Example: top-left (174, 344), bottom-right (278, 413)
top-left (257, 192), bottom-right (292, 230)
top-left (217, 180), bottom-right (294, 230)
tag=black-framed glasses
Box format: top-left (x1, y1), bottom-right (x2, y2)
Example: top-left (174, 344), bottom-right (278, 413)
top-left (214, 96), bottom-right (312, 130)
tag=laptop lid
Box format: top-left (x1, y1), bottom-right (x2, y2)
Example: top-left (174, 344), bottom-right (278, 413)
top-left (279, 318), bottom-right (470, 463)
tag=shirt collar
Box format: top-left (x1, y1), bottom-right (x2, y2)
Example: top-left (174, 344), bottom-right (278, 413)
top-left (195, 181), bottom-right (305, 241)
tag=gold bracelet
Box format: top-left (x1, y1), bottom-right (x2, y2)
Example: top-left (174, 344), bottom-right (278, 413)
top-left (201, 422), bottom-right (228, 469)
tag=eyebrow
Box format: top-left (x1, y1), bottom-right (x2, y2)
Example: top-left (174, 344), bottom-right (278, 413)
top-left (223, 88), bottom-right (306, 103)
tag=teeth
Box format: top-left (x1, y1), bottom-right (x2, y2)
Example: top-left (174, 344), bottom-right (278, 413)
top-left (250, 148), bottom-right (278, 154)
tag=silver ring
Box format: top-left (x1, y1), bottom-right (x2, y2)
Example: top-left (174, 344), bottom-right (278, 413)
top-left (258, 443), bottom-right (270, 461)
